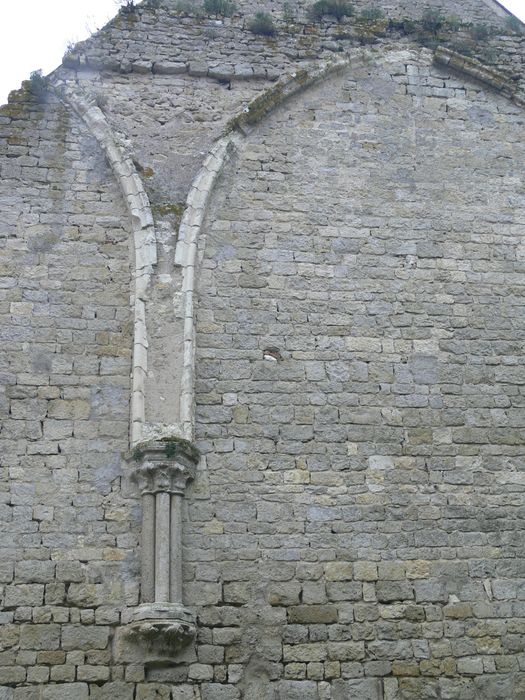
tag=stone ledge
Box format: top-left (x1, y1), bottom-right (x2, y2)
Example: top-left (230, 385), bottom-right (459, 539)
top-left (62, 53), bottom-right (274, 83)
top-left (125, 603), bottom-right (196, 654)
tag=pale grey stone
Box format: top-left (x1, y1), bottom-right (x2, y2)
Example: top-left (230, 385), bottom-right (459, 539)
top-left (42, 685), bottom-right (88, 700)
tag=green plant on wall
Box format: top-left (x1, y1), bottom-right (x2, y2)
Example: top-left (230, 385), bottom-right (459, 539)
top-left (154, 202), bottom-right (186, 218)
top-left (174, 0), bottom-right (200, 13)
top-left (282, 2), bottom-right (296, 22)
top-left (203, 0), bottom-right (236, 17)
top-left (132, 437), bottom-right (201, 464)
top-left (421, 8), bottom-right (445, 33)
top-left (444, 15), bottom-right (462, 32)
top-left (119, 0), bottom-right (136, 13)
top-left (28, 70), bottom-right (48, 102)
top-left (470, 23), bottom-right (491, 40)
top-left (505, 14), bottom-right (524, 34)
top-left (449, 40), bottom-right (475, 57)
top-left (359, 7), bottom-right (384, 21)
top-left (310, 0), bottom-right (354, 21)
top-left (388, 17), bottom-right (416, 34)
top-left (62, 41), bottom-right (77, 65)
top-left (248, 12), bottom-right (276, 36)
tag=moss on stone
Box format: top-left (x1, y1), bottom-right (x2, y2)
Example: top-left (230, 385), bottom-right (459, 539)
top-left (294, 69), bottom-right (310, 86)
top-left (227, 79), bottom-right (290, 132)
top-left (155, 202), bottom-right (186, 217)
top-left (132, 436), bottom-right (200, 464)
top-left (0, 83), bottom-right (47, 119)
top-left (355, 16), bottom-right (388, 41)
top-left (161, 436), bottom-right (200, 462)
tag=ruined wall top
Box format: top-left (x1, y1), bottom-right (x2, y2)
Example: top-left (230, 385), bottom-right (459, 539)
top-left (46, 0), bottom-right (523, 105)
top-left (133, 0), bottom-right (513, 23)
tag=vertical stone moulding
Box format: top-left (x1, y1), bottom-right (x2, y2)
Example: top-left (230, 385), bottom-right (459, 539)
top-left (128, 438), bottom-right (200, 653)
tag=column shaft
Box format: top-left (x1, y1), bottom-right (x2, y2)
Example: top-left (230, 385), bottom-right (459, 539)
top-left (170, 495), bottom-right (183, 604)
top-left (141, 493), bottom-right (156, 603)
top-left (155, 491), bottom-right (171, 601)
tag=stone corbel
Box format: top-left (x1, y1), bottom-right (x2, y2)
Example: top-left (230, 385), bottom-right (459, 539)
top-left (127, 438), bottom-right (200, 653)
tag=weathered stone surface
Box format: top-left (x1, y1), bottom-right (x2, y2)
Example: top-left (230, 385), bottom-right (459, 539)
top-left (200, 685), bottom-right (241, 699)
top-left (42, 684), bottom-right (89, 700)
top-left (332, 679), bottom-right (383, 699)
top-left (61, 626), bottom-right (110, 651)
top-left (19, 625), bottom-right (60, 650)
top-left (288, 606), bottom-right (338, 624)
top-left (1, 0), bottom-right (525, 698)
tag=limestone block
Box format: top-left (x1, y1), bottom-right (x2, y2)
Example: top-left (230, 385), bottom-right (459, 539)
top-left (42, 685), bottom-right (88, 700)
top-left (188, 62), bottom-right (208, 77)
top-left (19, 625), bottom-right (60, 650)
top-left (288, 606), bottom-right (338, 624)
top-left (325, 562), bottom-right (353, 581)
top-left (327, 642), bottom-right (365, 661)
top-left (334, 678), bottom-right (384, 700)
top-left (0, 626), bottom-right (19, 650)
top-left (4, 585), bottom-right (44, 607)
top-left (88, 683), bottom-right (134, 700)
top-left (61, 625), bottom-right (109, 651)
top-left (47, 400), bottom-right (90, 420)
top-left (201, 685), bottom-right (240, 700)
top-left (354, 562), bottom-right (378, 582)
top-left (277, 681), bottom-right (319, 700)
top-left (153, 62), bottom-right (186, 75)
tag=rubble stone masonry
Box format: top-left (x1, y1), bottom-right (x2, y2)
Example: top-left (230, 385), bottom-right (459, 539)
top-left (1, 0), bottom-right (525, 698)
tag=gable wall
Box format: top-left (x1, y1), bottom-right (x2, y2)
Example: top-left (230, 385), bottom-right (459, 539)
top-left (0, 3), bottom-right (524, 699)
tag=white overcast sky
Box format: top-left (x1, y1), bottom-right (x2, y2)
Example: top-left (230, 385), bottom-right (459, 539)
top-left (1, 0), bottom-right (524, 105)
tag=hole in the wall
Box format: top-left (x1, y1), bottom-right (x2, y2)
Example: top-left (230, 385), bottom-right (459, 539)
top-left (263, 347), bottom-right (282, 361)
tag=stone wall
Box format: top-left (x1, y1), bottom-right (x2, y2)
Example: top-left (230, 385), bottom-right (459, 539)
top-left (0, 90), bottom-right (138, 695)
top-left (67, 3), bottom-right (525, 97)
top-left (192, 45), bottom-right (525, 699)
top-left (1, 0), bottom-right (525, 698)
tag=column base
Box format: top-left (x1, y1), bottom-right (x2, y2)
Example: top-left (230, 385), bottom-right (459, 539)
top-left (124, 603), bottom-right (196, 654)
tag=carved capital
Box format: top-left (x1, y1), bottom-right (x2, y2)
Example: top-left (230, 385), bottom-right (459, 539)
top-left (133, 462), bottom-right (194, 495)
top-left (131, 439), bottom-right (199, 495)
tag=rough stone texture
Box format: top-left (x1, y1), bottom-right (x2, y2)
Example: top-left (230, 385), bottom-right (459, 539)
top-left (0, 75), bottom-right (137, 698)
top-left (191, 45), bottom-right (525, 698)
top-left (1, 0), bottom-right (525, 698)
